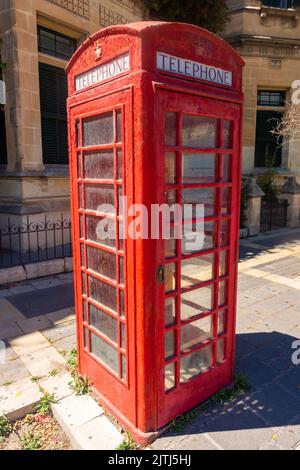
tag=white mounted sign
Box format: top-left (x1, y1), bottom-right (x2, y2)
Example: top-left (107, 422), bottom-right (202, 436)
top-left (156, 51), bottom-right (232, 87)
top-left (0, 80), bottom-right (6, 105)
top-left (75, 53), bottom-right (130, 91)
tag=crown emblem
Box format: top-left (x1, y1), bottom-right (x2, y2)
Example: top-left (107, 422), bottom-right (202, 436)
top-left (95, 41), bottom-right (102, 61)
top-left (193, 40), bottom-right (208, 57)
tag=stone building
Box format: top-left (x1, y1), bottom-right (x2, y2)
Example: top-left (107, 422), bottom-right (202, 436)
top-left (223, 0), bottom-right (300, 231)
top-left (0, 0), bottom-right (146, 230)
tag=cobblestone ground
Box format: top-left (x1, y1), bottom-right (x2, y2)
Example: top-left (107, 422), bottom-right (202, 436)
top-left (152, 228), bottom-right (300, 450)
top-left (1, 229), bottom-right (300, 450)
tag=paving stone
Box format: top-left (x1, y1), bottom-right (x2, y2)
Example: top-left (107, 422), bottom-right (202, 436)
top-left (0, 289), bottom-right (12, 298)
top-left (46, 308), bottom-right (75, 325)
top-left (0, 323), bottom-right (23, 341)
top-left (0, 340), bottom-right (18, 362)
top-left (29, 277), bottom-right (66, 290)
top-left (236, 355), bottom-right (277, 389)
top-left (52, 394), bottom-right (103, 431)
top-left (198, 403), bottom-right (275, 450)
top-left (38, 372), bottom-right (73, 400)
top-left (19, 346), bottom-right (66, 377)
top-left (54, 335), bottom-right (77, 354)
top-left (42, 321), bottom-right (76, 343)
top-left (9, 283), bottom-right (74, 318)
top-left (152, 433), bottom-right (220, 450)
top-left (276, 368), bottom-right (300, 399)
top-left (247, 383), bottom-right (300, 427)
top-left (17, 315), bottom-right (52, 334)
top-left (9, 331), bottom-right (50, 356)
top-left (64, 258), bottom-right (73, 273)
top-left (269, 423), bottom-right (300, 450)
top-left (0, 377), bottom-right (42, 420)
top-left (0, 299), bottom-right (25, 326)
top-left (0, 358), bottom-right (30, 384)
top-left (9, 285), bottom-right (35, 295)
top-left (71, 415), bottom-right (123, 450)
top-left (58, 272), bottom-right (74, 282)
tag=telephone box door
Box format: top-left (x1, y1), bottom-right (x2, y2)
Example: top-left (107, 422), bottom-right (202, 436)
top-left (69, 88), bottom-right (136, 424)
top-left (156, 89), bottom-right (242, 427)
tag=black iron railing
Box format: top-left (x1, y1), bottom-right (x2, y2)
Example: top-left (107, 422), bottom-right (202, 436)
top-left (260, 200), bottom-right (288, 233)
top-left (0, 215), bottom-right (72, 268)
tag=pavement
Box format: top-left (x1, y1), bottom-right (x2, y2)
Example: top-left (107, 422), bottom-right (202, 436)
top-left (0, 227), bottom-right (300, 450)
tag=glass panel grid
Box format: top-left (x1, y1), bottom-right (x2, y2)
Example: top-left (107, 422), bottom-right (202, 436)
top-left (163, 111), bottom-right (232, 391)
top-left (78, 108), bottom-right (127, 382)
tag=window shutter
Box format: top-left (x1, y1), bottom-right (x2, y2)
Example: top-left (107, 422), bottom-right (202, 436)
top-left (39, 62), bottom-right (68, 164)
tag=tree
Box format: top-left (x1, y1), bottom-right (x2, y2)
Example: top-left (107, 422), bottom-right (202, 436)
top-left (144, 0), bottom-right (228, 33)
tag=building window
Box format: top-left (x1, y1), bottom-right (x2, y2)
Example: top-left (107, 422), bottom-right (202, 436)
top-left (39, 63), bottom-right (68, 164)
top-left (262, 0), bottom-right (297, 8)
top-left (255, 90), bottom-right (285, 168)
top-left (258, 90), bottom-right (285, 107)
top-left (38, 26), bottom-right (77, 60)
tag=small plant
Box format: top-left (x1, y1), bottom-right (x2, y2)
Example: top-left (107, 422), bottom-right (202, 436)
top-left (21, 432), bottom-right (41, 451)
top-left (69, 375), bottom-right (91, 396)
top-left (0, 414), bottom-right (12, 443)
top-left (31, 376), bottom-right (42, 384)
top-left (49, 369), bottom-right (58, 377)
top-left (67, 348), bottom-right (91, 395)
top-left (2, 380), bottom-right (12, 386)
top-left (116, 433), bottom-right (138, 450)
top-left (35, 390), bottom-right (57, 414)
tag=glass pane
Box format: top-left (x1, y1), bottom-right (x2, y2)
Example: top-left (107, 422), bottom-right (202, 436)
top-left (117, 149), bottom-right (122, 180)
top-left (218, 310), bottom-right (226, 335)
top-left (116, 110), bottom-right (122, 143)
top-left (182, 115), bottom-right (217, 148)
top-left (119, 257), bottom-right (125, 285)
top-left (76, 121), bottom-right (81, 147)
top-left (221, 219), bottom-right (230, 247)
top-left (121, 355), bottom-right (126, 380)
top-left (183, 153), bottom-right (215, 184)
top-left (80, 215), bottom-right (84, 238)
top-left (165, 152), bottom-right (176, 184)
top-left (222, 155), bottom-right (231, 183)
top-left (81, 272), bottom-right (86, 295)
top-left (219, 281), bottom-right (227, 307)
top-left (217, 338), bottom-right (226, 363)
top-left (87, 246), bottom-right (116, 280)
top-left (83, 302), bottom-right (87, 322)
top-left (182, 221), bottom-right (216, 255)
top-left (90, 305), bottom-right (118, 343)
top-left (118, 187), bottom-right (124, 216)
top-left (219, 251), bottom-right (228, 278)
top-left (221, 188), bottom-right (230, 216)
top-left (165, 112), bottom-right (177, 146)
top-left (165, 263), bottom-right (176, 293)
top-left (77, 154), bottom-right (82, 178)
top-left (83, 113), bottom-right (114, 147)
top-left (165, 363), bottom-right (175, 392)
top-left (90, 332), bottom-right (118, 374)
top-left (89, 276), bottom-right (117, 312)
top-left (80, 244), bottom-right (85, 266)
top-left (119, 220), bottom-right (124, 251)
top-left (78, 185), bottom-right (83, 209)
top-left (165, 330), bottom-right (175, 360)
top-left (84, 328), bottom-right (89, 349)
top-left (181, 315), bottom-right (213, 352)
top-left (165, 226), bottom-right (177, 258)
top-left (165, 297), bottom-right (176, 327)
top-left (120, 290), bottom-right (125, 318)
top-left (85, 184), bottom-right (115, 212)
top-left (84, 151), bottom-right (114, 180)
top-left (181, 254), bottom-right (214, 289)
top-left (86, 215), bottom-right (116, 248)
top-left (223, 121), bottom-right (233, 149)
top-left (180, 344), bottom-right (213, 382)
top-left (121, 323), bottom-right (126, 350)
top-left (183, 188), bottom-right (216, 219)
top-left (181, 285), bottom-right (213, 321)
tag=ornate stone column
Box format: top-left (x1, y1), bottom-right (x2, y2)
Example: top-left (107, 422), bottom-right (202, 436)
top-left (281, 177), bottom-right (300, 228)
top-left (244, 177), bottom-right (265, 236)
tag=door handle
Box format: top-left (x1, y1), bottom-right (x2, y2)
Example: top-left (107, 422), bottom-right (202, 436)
top-left (157, 266), bottom-right (165, 283)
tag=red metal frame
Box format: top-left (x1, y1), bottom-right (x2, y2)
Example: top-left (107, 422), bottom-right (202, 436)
top-left (67, 21), bottom-right (244, 445)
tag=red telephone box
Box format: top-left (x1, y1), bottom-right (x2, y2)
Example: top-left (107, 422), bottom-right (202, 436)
top-left (67, 22), bottom-right (244, 445)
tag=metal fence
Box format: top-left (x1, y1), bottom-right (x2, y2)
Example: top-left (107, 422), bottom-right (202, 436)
top-left (0, 215), bottom-right (72, 268)
top-left (260, 200), bottom-right (288, 233)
